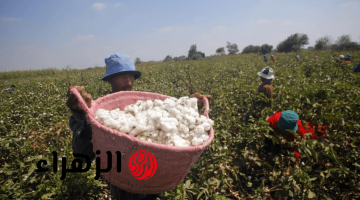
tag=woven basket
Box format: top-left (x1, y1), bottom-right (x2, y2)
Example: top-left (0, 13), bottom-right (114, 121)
top-left (69, 87), bottom-right (214, 194)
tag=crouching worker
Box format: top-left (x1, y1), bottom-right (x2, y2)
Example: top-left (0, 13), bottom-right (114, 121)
top-left (264, 110), bottom-right (306, 161)
top-left (66, 52), bottom-right (211, 200)
top-left (344, 54), bottom-right (352, 64)
top-left (257, 67), bottom-right (274, 107)
top-left (353, 63), bottom-right (360, 73)
top-left (264, 55), bottom-right (268, 62)
top-left (270, 55), bottom-right (276, 62)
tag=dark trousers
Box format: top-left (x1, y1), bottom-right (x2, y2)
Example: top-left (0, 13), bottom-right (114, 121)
top-left (109, 184), bottom-right (161, 200)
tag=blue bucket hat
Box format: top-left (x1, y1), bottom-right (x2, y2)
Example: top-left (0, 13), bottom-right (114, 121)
top-left (277, 110), bottom-right (299, 133)
top-left (346, 54), bottom-right (352, 60)
top-left (101, 52), bottom-right (141, 81)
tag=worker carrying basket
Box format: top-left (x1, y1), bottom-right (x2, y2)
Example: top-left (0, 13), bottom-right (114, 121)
top-left (67, 52), bottom-right (214, 197)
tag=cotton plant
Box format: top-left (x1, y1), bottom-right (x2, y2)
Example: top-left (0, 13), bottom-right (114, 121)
top-left (95, 97), bottom-right (214, 147)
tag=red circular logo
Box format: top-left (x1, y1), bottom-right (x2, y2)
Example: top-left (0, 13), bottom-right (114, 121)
top-left (128, 150), bottom-right (157, 180)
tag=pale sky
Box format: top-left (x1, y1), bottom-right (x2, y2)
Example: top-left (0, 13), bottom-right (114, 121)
top-left (0, 0), bottom-right (359, 71)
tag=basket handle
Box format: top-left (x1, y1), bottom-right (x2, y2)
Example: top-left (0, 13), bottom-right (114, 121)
top-left (69, 86), bottom-right (93, 116)
top-left (202, 97), bottom-right (210, 118)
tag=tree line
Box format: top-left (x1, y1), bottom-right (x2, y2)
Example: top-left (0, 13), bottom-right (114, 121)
top-left (134, 33), bottom-right (360, 63)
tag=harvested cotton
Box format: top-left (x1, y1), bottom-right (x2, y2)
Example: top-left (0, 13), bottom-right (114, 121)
top-left (95, 97), bottom-right (213, 147)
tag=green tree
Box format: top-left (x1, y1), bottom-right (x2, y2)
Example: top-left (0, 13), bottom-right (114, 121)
top-left (332, 35), bottom-right (360, 50)
top-left (216, 47), bottom-right (225, 56)
top-left (190, 52), bottom-right (205, 60)
top-left (135, 57), bottom-right (142, 64)
top-left (314, 35), bottom-right (331, 51)
top-left (226, 42), bottom-right (239, 55)
top-left (242, 45), bottom-right (254, 54)
top-left (163, 55), bottom-right (173, 62)
top-left (276, 33), bottom-right (309, 52)
top-left (188, 44), bottom-right (197, 59)
top-left (173, 55), bottom-right (187, 61)
top-left (188, 44), bottom-right (205, 60)
top-left (261, 44), bottom-right (273, 54)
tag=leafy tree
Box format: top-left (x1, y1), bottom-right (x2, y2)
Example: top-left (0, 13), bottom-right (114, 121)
top-left (135, 57), bottom-right (142, 64)
top-left (173, 56), bottom-right (187, 61)
top-left (190, 52), bottom-right (205, 60)
top-left (163, 55), bottom-right (173, 62)
top-left (188, 44), bottom-right (197, 59)
top-left (242, 45), bottom-right (263, 54)
top-left (226, 42), bottom-right (239, 55)
top-left (276, 33), bottom-right (309, 52)
top-left (332, 35), bottom-right (360, 50)
top-left (216, 47), bottom-right (225, 56)
top-left (261, 44), bottom-right (273, 54)
top-left (314, 35), bottom-right (331, 51)
top-left (187, 44), bottom-right (205, 60)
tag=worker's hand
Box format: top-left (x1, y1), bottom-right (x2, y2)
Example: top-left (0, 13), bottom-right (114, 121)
top-left (66, 86), bottom-right (92, 111)
top-left (190, 92), bottom-right (213, 108)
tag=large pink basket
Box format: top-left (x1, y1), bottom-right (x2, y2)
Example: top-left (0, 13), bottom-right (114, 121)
top-left (69, 87), bottom-right (214, 194)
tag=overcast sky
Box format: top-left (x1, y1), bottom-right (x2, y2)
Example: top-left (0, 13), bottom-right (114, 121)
top-left (0, 0), bottom-right (359, 71)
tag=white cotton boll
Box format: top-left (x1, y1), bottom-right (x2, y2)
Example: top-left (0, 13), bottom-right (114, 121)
top-left (146, 100), bottom-right (153, 109)
top-left (189, 110), bottom-right (199, 118)
top-left (161, 122), bottom-right (176, 133)
top-left (164, 98), bottom-right (176, 107)
top-left (175, 104), bottom-right (184, 112)
top-left (103, 117), bottom-right (118, 129)
top-left (189, 130), bottom-right (195, 137)
top-left (185, 114), bottom-right (196, 125)
top-left (129, 124), bottom-right (147, 136)
top-left (188, 123), bottom-right (196, 130)
top-left (149, 130), bottom-right (159, 138)
top-left (125, 104), bottom-right (139, 114)
top-left (197, 115), bottom-right (207, 124)
top-left (190, 98), bottom-right (198, 110)
top-left (147, 138), bottom-right (152, 143)
top-left (184, 99), bottom-right (192, 108)
top-left (161, 111), bottom-right (170, 118)
top-left (175, 114), bottom-right (183, 122)
top-left (191, 137), bottom-right (203, 146)
top-left (201, 122), bottom-right (211, 131)
top-left (200, 134), bottom-right (209, 142)
top-left (146, 124), bottom-right (155, 132)
top-left (172, 135), bottom-right (189, 147)
top-left (177, 97), bottom-right (189, 105)
top-left (168, 108), bottom-right (181, 117)
top-left (109, 108), bottom-right (120, 120)
top-left (181, 107), bottom-right (191, 115)
top-left (138, 136), bottom-right (147, 141)
top-left (135, 100), bottom-right (142, 106)
top-left (179, 124), bottom-right (189, 134)
top-left (165, 140), bottom-right (174, 146)
top-left (153, 99), bottom-right (163, 107)
top-left (119, 124), bottom-right (131, 133)
top-left (96, 109), bottom-right (110, 123)
top-left (193, 125), bottom-right (205, 135)
top-left (158, 130), bottom-right (165, 137)
top-left (206, 119), bottom-right (214, 126)
top-left (142, 131), bottom-right (151, 137)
